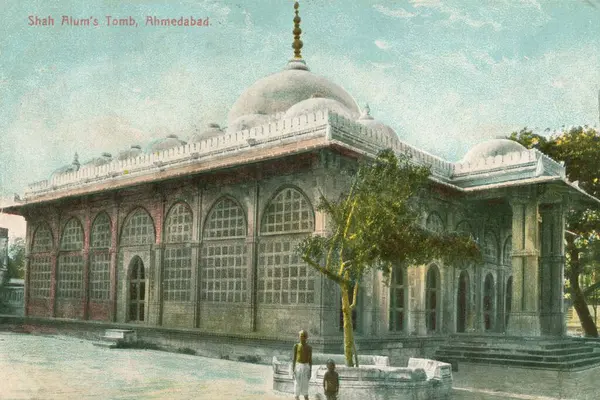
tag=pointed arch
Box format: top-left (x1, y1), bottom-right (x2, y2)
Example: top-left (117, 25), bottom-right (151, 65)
top-left (456, 270), bottom-right (470, 333)
top-left (426, 212), bottom-right (445, 233)
top-left (455, 220), bottom-right (473, 237)
top-left (91, 212), bottom-right (112, 249)
top-left (164, 201), bottom-right (193, 243)
top-left (502, 236), bottom-right (512, 266)
top-left (200, 196), bottom-right (248, 303)
top-left (203, 196), bottom-right (247, 239)
top-left (426, 264), bottom-right (441, 332)
top-left (483, 273), bottom-right (496, 331)
top-left (32, 223), bottom-right (53, 253)
top-left (120, 207), bottom-right (156, 246)
top-left (30, 222), bottom-right (53, 299)
top-left (260, 186), bottom-right (314, 234)
top-left (90, 212), bottom-right (112, 302)
top-left (483, 231), bottom-right (498, 262)
top-left (60, 217), bottom-right (84, 251)
top-left (258, 186), bottom-right (315, 305)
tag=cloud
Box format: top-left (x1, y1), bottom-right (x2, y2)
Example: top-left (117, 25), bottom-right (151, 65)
top-left (374, 40), bottom-right (392, 50)
top-left (373, 4), bottom-right (416, 19)
top-left (408, 0), bottom-right (502, 30)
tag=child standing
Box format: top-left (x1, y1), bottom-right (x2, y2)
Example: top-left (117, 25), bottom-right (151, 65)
top-left (322, 359), bottom-right (339, 400)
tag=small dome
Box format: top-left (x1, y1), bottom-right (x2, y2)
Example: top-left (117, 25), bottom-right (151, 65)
top-left (227, 113), bottom-right (270, 134)
top-left (284, 97), bottom-right (352, 119)
top-left (189, 123), bottom-right (225, 143)
top-left (228, 60), bottom-right (360, 126)
top-left (356, 105), bottom-right (398, 143)
top-left (148, 134), bottom-right (186, 153)
top-left (83, 153), bottom-right (113, 167)
top-left (462, 139), bottom-right (527, 163)
top-left (117, 145), bottom-right (143, 161)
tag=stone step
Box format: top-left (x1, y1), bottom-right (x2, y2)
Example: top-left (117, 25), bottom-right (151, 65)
top-left (437, 354), bottom-right (600, 371)
top-left (436, 349), bottom-right (600, 363)
top-left (103, 329), bottom-right (136, 341)
top-left (437, 345), bottom-right (593, 356)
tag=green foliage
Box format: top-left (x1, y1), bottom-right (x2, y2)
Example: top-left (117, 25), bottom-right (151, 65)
top-left (299, 149), bottom-right (480, 287)
top-left (7, 237), bottom-right (25, 280)
top-left (297, 149), bottom-right (481, 364)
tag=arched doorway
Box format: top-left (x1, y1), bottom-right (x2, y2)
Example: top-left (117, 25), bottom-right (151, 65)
top-left (505, 276), bottom-right (513, 329)
top-left (483, 273), bottom-right (495, 331)
top-left (457, 271), bottom-right (470, 333)
top-left (128, 256), bottom-right (146, 322)
top-left (426, 265), bottom-right (440, 332)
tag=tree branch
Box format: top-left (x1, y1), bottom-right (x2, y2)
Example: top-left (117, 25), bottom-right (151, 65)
top-left (302, 255), bottom-right (343, 285)
top-left (350, 282), bottom-right (359, 310)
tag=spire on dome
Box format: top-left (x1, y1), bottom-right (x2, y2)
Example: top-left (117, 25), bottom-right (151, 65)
top-left (72, 152), bottom-right (80, 169)
top-left (292, 1), bottom-right (303, 59)
top-left (359, 103), bottom-right (374, 120)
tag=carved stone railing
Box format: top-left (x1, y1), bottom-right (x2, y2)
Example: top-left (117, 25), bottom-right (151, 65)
top-left (24, 110), bottom-right (332, 198)
top-left (453, 148), bottom-right (566, 180)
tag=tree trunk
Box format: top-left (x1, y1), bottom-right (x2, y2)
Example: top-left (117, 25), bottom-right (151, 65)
top-left (341, 285), bottom-right (356, 366)
top-left (570, 272), bottom-right (599, 337)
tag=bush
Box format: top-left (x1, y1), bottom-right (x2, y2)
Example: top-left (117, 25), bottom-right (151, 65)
top-left (177, 347), bottom-right (197, 355)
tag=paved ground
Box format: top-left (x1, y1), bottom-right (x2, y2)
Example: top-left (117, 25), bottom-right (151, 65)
top-left (0, 332), bottom-right (578, 400)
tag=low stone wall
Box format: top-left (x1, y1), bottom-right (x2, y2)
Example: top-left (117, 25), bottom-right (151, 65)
top-left (272, 354), bottom-right (452, 400)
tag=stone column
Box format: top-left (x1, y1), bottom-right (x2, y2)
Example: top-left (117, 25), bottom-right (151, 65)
top-left (410, 266), bottom-right (427, 336)
top-left (539, 203), bottom-right (566, 336)
top-left (82, 211), bottom-right (91, 320)
top-left (507, 194), bottom-right (542, 336)
top-left (109, 203), bottom-right (119, 322)
top-left (247, 181), bottom-right (259, 332)
top-left (50, 250), bottom-right (58, 317)
top-left (23, 220), bottom-right (31, 317)
top-left (496, 269), bottom-right (505, 333)
top-left (194, 184), bottom-right (203, 329)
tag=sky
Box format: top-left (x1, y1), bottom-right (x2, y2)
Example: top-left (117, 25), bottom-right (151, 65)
top-left (1, 0), bottom-right (600, 238)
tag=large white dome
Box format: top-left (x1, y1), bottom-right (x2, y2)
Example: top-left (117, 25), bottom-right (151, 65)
top-left (228, 60), bottom-right (360, 126)
top-left (462, 139), bottom-right (527, 163)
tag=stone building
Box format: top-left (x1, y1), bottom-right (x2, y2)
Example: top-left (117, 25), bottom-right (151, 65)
top-left (2, 3), bottom-right (598, 359)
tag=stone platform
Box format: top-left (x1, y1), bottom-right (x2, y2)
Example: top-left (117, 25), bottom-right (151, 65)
top-left (435, 335), bottom-right (600, 371)
top-left (272, 354), bottom-right (452, 400)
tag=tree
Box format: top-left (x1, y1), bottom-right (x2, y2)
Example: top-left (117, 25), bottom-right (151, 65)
top-left (509, 126), bottom-right (600, 337)
top-left (7, 237), bottom-right (26, 280)
top-left (297, 149), bottom-right (481, 366)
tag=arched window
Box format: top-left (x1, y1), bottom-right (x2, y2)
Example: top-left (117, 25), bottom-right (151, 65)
top-left (483, 273), bottom-right (495, 331)
top-left (505, 276), bottom-right (513, 328)
top-left (201, 197), bottom-right (247, 303)
top-left (389, 267), bottom-right (406, 332)
top-left (426, 212), bottom-right (445, 233)
top-left (90, 213), bottom-right (111, 302)
top-left (163, 202), bottom-right (193, 302)
top-left (503, 236), bottom-right (512, 266)
top-left (261, 187), bottom-right (314, 234)
top-left (128, 256), bottom-right (146, 322)
top-left (457, 271), bottom-right (470, 333)
top-left (483, 232), bottom-right (498, 262)
top-left (120, 208), bottom-right (155, 246)
top-left (32, 224), bottom-right (53, 253)
top-left (258, 187), bottom-right (315, 304)
top-left (30, 224), bottom-right (53, 299)
top-left (426, 265), bottom-right (440, 332)
top-left (57, 218), bottom-right (84, 300)
top-left (455, 221), bottom-right (473, 238)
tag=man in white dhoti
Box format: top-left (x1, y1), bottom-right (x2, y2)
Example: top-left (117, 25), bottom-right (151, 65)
top-left (292, 330), bottom-right (313, 400)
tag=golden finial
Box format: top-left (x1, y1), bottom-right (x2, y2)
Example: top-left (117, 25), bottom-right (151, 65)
top-left (292, 1), bottom-right (303, 59)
